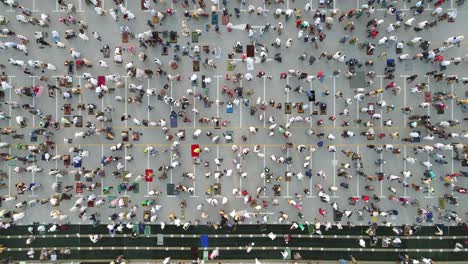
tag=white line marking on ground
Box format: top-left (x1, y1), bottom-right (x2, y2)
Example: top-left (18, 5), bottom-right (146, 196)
top-left (380, 152), bottom-right (383, 197)
top-left (240, 80), bottom-right (243, 128)
top-left (332, 152), bottom-right (337, 197)
top-left (263, 76), bottom-right (267, 128)
top-left (263, 145), bottom-right (267, 196)
top-left (215, 76), bottom-right (221, 118)
top-left (404, 146), bottom-right (407, 198)
top-left (7, 76), bottom-right (13, 196)
top-left (101, 144), bottom-right (104, 196)
top-left (403, 76), bottom-right (407, 124)
top-left (333, 76), bottom-right (336, 127)
top-left (356, 145), bottom-right (359, 197)
top-left (124, 76), bottom-right (128, 128)
top-left (192, 85), bottom-right (196, 128)
top-left (380, 76), bottom-right (383, 128)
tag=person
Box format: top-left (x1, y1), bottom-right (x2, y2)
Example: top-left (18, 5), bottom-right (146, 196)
top-left (0, 0), bottom-right (465, 253)
top-left (358, 238), bottom-right (366, 248)
top-left (246, 242), bottom-right (254, 253)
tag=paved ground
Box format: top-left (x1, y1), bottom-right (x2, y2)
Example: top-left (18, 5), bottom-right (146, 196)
top-left (0, 0), bottom-right (467, 230)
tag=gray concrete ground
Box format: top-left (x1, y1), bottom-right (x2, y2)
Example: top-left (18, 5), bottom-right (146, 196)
top-left (0, 0), bottom-right (467, 228)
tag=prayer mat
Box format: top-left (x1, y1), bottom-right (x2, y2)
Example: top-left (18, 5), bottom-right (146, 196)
top-left (169, 31), bottom-right (177, 43)
top-left (191, 32), bottom-right (199, 43)
top-left (73, 115), bottom-right (83, 127)
top-left (211, 13), bottom-right (218, 25)
top-left (193, 60), bottom-right (200, 72)
top-left (122, 32), bottom-right (129, 43)
top-left (285, 103), bottom-right (292, 114)
top-left (222, 14), bottom-right (229, 25)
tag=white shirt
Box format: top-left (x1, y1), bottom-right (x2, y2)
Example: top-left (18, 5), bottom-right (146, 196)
top-left (440, 60), bottom-right (451, 66)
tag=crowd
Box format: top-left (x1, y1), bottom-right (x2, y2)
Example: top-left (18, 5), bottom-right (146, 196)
top-left (0, 0), bottom-right (467, 263)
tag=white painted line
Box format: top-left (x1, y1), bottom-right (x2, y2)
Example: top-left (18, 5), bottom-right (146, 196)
top-left (380, 152), bottom-right (383, 197)
top-left (101, 144), bottom-right (104, 196)
top-left (77, 0), bottom-right (83, 12)
top-left (379, 77), bottom-right (383, 128)
top-left (216, 145), bottom-right (220, 175)
top-left (356, 146), bottom-right (359, 197)
top-left (192, 163), bottom-right (197, 196)
top-left (147, 79), bottom-right (151, 121)
top-left (147, 144), bottom-right (150, 195)
top-left (286, 76), bottom-right (290, 123)
top-left (427, 76), bottom-right (431, 117)
top-left (170, 80), bottom-right (174, 113)
top-left (170, 149), bottom-right (173, 184)
top-left (8, 77), bottom-right (12, 196)
top-left (355, 90), bottom-right (359, 129)
top-left (309, 145), bottom-right (313, 197)
top-left (332, 152), bottom-right (336, 196)
top-left (240, 80), bottom-right (243, 128)
top-left (286, 145), bottom-right (291, 198)
top-left (124, 77), bottom-right (128, 128)
top-left (192, 85), bottom-right (196, 128)
top-left (450, 83), bottom-right (454, 120)
top-left (31, 169), bottom-right (35, 196)
top-left (54, 145), bottom-right (59, 189)
top-left (29, 76), bottom-right (38, 128)
top-left (54, 77), bottom-right (59, 123)
top-left (333, 76), bottom-right (336, 127)
top-left (31, 0), bottom-right (39, 12)
top-left (215, 76), bottom-right (220, 118)
top-left (263, 76), bottom-right (267, 128)
top-left (77, 77), bottom-right (83, 115)
top-left (309, 80), bottom-right (314, 129)
top-left (263, 145), bottom-right (267, 196)
top-left (404, 146), bottom-right (407, 198)
top-left (124, 147), bottom-right (128, 196)
top-left (403, 76), bottom-right (407, 124)
top-left (239, 147), bottom-right (243, 190)
top-left (426, 152), bottom-right (431, 198)
top-left (451, 148), bottom-right (454, 196)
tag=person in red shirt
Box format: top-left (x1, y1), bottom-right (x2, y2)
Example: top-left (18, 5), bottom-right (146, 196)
top-left (319, 208), bottom-right (327, 217)
top-left (295, 19), bottom-right (303, 28)
top-left (317, 70), bottom-right (324, 78)
top-left (362, 195), bottom-right (370, 202)
top-left (435, 0), bottom-right (446, 7)
top-left (385, 81), bottom-right (395, 89)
